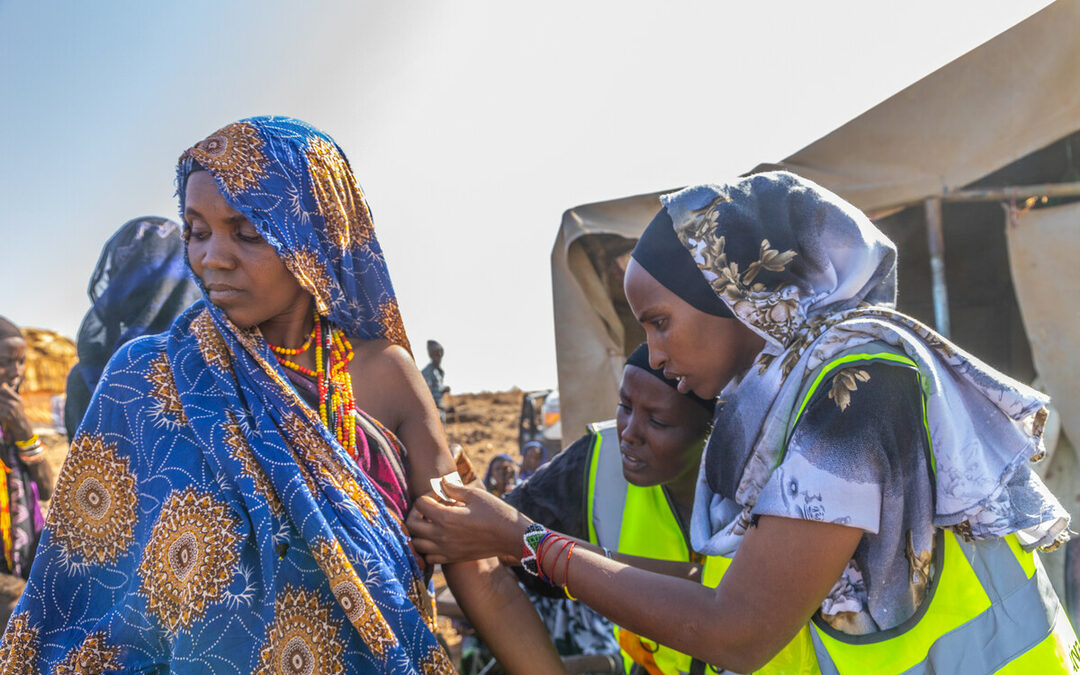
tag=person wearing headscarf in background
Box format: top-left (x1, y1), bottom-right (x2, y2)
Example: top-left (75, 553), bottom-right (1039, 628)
top-left (64, 217), bottom-right (202, 440)
top-left (518, 440), bottom-right (549, 482)
top-left (0, 317), bottom-right (53, 632)
top-left (411, 172), bottom-right (1077, 673)
top-left (484, 454), bottom-right (518, 498)
top-left (0, 117), bottom-right (563, 673)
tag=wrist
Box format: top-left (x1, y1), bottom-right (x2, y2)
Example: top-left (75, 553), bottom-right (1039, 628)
top-left (505, 516), bottom-right (534, 560)
top-left (15, 434), bottom-right (45, 464)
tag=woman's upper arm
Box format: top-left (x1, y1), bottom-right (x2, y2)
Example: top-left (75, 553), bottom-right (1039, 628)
top-left (359, 343), bottom-right (453, 497)
top-left (713, 516), bottom-right (862, 667)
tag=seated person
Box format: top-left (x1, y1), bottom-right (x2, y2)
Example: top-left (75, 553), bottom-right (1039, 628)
top-left (484, 453), bottom-right (519, 498)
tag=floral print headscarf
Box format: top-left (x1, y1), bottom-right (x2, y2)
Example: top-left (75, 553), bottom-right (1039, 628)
top-left (652, 172), bottom-right (1069, 557)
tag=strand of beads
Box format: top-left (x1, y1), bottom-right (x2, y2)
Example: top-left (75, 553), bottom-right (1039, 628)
top-left (268, 312), bottom-right (358, 461)
top-left (329, 329), bottom-right (357, 456)
top-left (269, 313), bottom-right (318, 377)
top-left (315, 316), bottom-right (328, 427)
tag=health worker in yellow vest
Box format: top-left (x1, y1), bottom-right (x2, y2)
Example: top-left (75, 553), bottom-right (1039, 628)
top-left (412, 172), bottom-right (1078, 674)
top-left (502, 342), bottom-right (716, 674)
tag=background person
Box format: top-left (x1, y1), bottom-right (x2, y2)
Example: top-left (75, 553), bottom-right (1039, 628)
top-left (0, 317), bottom-right (54, 631)
top-left (518, 440), bottom-right (549, 482)
top-left (63, 216), bottom-right (202, 440)
top-left (484, 453), bottom-right (518, 498)
top-left (422, 339), bottom-right (450, 423)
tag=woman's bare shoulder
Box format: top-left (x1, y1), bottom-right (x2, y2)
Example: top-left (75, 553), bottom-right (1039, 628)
top-left (348, 337), bottom-right (418, 377)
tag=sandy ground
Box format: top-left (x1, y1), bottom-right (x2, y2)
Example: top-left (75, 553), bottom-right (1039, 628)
top-left (441, 389), bottom-right (525, 473)
top-left (433, 389), bottom-right (527, 666)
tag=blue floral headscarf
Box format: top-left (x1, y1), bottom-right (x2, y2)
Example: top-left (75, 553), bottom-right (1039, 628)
top-left (178, 116), bottom-right (410, 351)
top-left (0, 118), bottom-right (453, 673)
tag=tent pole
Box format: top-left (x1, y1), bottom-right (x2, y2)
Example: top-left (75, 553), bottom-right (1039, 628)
top-left (924, 197), bottom-right (951, 338)
top-left (940, 181), bottom-right (1080, 202)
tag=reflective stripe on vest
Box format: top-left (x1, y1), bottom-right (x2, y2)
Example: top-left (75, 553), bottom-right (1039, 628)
top-left (586, 421), bottom-right (725, 674)
top-left (584, 422), bottom-right (816, 675)
top-left (810, 531), bottom-right (1080, 673)
top-left (587, 420), bottom-right (628, 552)
top-left (795, 347), bottom-right (1080, 673)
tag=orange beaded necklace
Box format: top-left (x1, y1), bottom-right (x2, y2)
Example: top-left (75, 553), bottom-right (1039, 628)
top-left (268, 311), bottom-right (359, 460)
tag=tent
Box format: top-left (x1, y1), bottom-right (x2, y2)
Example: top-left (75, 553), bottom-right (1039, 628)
top-left (552, 0), bottom-right (1080, 444)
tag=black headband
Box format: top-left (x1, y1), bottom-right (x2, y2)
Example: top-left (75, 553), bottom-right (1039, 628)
top-left (625, 342), bottom-right (716, 414)
top-left (630, 208), bottom-right (733, 318)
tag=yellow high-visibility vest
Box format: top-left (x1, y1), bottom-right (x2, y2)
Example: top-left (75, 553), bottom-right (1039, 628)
top-left (792, 348), bottom-right (1079, 674)
top-left (582, 344), bottom-right (1079, 673)
top-left (584, 421), bottom-right (815, 675)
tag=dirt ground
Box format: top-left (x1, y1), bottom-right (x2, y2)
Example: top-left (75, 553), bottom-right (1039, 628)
top-left (441, 389), bottom-right (524, 474)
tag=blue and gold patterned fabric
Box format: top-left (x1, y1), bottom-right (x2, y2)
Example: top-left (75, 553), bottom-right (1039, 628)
top-left (0, 118), bottom-right (453, 673)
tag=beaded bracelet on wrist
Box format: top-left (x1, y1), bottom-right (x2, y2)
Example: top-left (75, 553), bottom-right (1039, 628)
top-left (520, 523), bottom-right (548, 578)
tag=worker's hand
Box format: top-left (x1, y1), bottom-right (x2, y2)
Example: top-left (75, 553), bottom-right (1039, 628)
top-left (0, 382), bottom-right (33, 441)
top-left (407, 479), bottom-right (532, 565)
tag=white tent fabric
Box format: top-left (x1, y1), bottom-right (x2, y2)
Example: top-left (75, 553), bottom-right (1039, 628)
top-left (552, 192), bottom-right (661, 439)
top-left (552, 0), bottom-right (1080, 443)
top-left (1009, 202), bottom-right (1080, 609)
top-left (1008, 201), bottom-right (1080, 447)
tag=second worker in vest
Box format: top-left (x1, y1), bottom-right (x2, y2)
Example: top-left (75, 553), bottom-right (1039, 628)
top-left (503, 342), bottom-right (716, 674)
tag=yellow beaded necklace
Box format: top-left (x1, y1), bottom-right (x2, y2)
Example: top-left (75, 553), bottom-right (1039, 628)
top-left (268, 311), bottom-right (358, 460)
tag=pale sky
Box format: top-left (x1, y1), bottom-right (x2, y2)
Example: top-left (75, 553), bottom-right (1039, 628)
top-left (0, 0), bottom-right (1054, 392)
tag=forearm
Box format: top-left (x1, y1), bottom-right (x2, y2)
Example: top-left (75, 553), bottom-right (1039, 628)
top-left (488, 524), bottom-right (738, 667)
top-left (610, 551), bottom-right (700, 581)
top-left (539, 545), bottom-right (754, 671)
top-left (443, 557), bottom-right (566, 674)
top-left (413, 488), bottom-right (857, 673)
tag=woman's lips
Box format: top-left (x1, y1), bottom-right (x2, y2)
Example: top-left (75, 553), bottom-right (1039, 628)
top-left (620, 449), bottom-right (646, 472)
top-left (664, 368), bottom-right (690, 394)
top-left (670, 374), bottom-right (691, 394)
top-left (207, 285), bottom-right (244, 301)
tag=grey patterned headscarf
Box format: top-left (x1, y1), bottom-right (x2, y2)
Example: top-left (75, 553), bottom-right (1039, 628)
top-left (651, 172), bottom-right (1067, 556)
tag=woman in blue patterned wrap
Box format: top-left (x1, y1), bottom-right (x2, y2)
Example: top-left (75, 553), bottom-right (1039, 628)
top-left (0, 117), bottom-right (561, 673)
